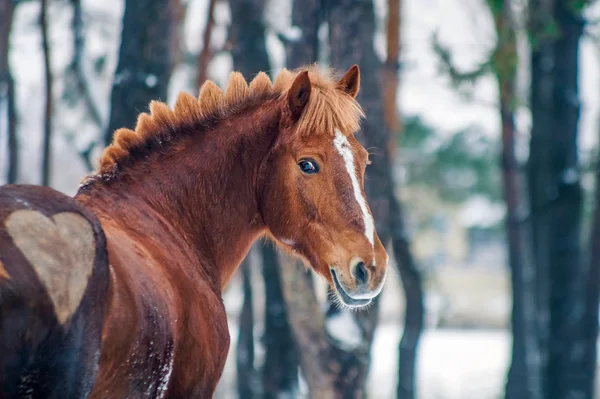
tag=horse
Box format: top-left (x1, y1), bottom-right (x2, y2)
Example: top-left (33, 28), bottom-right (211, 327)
top-left (0, 64), bottom-right (388, 398)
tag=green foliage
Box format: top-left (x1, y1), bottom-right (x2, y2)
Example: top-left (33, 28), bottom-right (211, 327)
top-left (399, 116), bottom-right (502, 204)
top-left (569, 0), bottom-right (590, 14)
top-left (431, 32), bottom-right (492, 101)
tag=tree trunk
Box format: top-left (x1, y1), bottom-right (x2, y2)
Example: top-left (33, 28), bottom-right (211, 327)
top-left (229, 0), bottom-right (270, 77)
top-left (229, 0), bottom-right (300, 396)
top-left (69, 0), bottom-right (102, 127)
top-left (260, 244), bottom-right (299, 398)
top-left (277, 257), bottom-right (336, 399)
top-left (0, 0), bottom-right (17, 184)
top-left (40, 0), bottom-right (53, 186)
top-left (586, 143), bottom-right (600, 399)
top-left (236, 256), bottom-right (259, 398)
top-left (285, 0), bottom-right (322, 68)
top-left (104, 0), bottom-right (177, 145)
top-left (485, 2), bottom-right (540, 399)
top-left (391, 198), bottom-right (424, 399)
top-left (527, 0), bottom-right (589, 397)
top-left (383, 0), bottom-right (400, 136)
top-left (380, 1), bottom-right (425, 397)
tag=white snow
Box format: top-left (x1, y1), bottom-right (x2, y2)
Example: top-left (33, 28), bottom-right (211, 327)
top-left (325, 309), bottom-right (364, 350)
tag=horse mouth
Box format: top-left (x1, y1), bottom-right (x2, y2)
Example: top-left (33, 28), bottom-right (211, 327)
top-left (330, 269), bottom-right (372, 308)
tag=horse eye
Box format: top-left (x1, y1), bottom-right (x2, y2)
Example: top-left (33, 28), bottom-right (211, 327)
top-left (298, 159), bottom-right (319, 174)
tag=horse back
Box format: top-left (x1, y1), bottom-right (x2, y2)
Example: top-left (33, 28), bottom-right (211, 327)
top-left (0, 185), bottom-right (109, 399)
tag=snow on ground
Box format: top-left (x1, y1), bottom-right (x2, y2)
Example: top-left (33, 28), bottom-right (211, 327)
top-left (369, 326), bottom-right (510, 399)
top-left (215, 321), bottom-right (511, 399)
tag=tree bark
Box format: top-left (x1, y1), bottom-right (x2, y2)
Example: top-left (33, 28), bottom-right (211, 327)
top-left (391, 198), bottom-right (424, 399)
top-left (586, 145), bottom-right (600, 399)
top-left (383, 0), bottom-right (400, 136)
top-left (40, 0), bottom-right (53, 186)
top-left (277, 256), bottom-right (337, 399)
top-left (527, 0), bottom-right (589, 397)
top-left (104, 0), bottom-right (177, 145)
top-left (229, 0), bottom-right (300, 396)
top-left (0, 0), bottom-right (17, 184)
top-left (260, 244), bottom-right (299, 398)
top-left (285, 0), bottom-right (322, 68)
top-left (236, 256), bottom-right (259, 398)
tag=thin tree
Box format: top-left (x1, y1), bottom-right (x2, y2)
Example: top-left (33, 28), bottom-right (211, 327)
top-left (381, 1), bottom-right (425, 397)
top-left (235, 256), bottom-right (259, 398)
top-left (196, 0), bottom-right (216, 87)
top-left (383, 0), bottom-right (400, 135)
top-left (67, 0), bottom-right (102, 127)
top-left (40, 0), bottom-right (53, 186)
top-left (229, 0), bottom-right (300, 396)
top-left (0, 0), bottom-right (17, 184)
top-left (104, 0), bottom-right (178, 145)
top-left (61, 0), bottom-right (103, 171)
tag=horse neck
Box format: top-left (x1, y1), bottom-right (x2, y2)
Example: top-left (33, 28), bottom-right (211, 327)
top-left (76, 101), bottom-right (282, 289)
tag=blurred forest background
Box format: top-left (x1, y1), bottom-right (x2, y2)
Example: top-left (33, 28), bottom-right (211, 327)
top-left (2, 0), bottom-right (600, 398)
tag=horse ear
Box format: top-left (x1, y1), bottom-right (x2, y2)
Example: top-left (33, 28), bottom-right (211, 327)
top-left (287, 71), bottom-right (311, 120)
top-left (337, 64), bottom-right (360, 98)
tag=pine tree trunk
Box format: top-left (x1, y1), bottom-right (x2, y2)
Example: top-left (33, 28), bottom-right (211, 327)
top-left (104, 0), bottom-right (177, 145)
top-left (528, 1), bottom-right (591, 397)
top-left (0, 0), bottom-right (17, 184)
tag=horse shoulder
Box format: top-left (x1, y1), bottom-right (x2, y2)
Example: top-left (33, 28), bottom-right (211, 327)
top-left (92, 226), bottom-right (229, 397)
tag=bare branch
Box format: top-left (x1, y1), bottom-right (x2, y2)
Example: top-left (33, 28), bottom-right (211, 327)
top-left (64, 0), bottom-right (103, 127)
top-left (431, 31), bottom-right (492, 98)
top-left (196, 0), bottom-right (217, 87)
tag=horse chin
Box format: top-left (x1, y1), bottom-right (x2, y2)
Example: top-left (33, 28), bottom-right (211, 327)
top-left (330, 269), bottom-right (372, 309)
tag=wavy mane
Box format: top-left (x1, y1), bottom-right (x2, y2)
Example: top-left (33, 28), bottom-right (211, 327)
top-left (93, 65), bottom-right (364, 179)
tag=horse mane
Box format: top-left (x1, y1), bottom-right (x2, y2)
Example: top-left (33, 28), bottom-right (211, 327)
top-left (93, 65), bottom-right (364, 179)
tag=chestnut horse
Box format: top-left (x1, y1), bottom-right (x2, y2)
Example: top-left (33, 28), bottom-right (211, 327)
top-left (0, 65), bottom-right (388, 398)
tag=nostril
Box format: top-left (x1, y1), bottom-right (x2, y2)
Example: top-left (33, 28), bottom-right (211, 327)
top-left (354, 261), bottom-right (369, 286)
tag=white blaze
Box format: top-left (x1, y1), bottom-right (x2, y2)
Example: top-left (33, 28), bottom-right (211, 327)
top-left (333, 129), bottom-right (375, 246)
